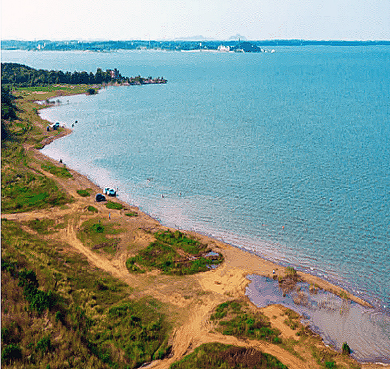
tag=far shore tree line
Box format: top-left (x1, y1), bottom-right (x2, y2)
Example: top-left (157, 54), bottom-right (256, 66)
top-left (1, 63), bottom-right (166, 88)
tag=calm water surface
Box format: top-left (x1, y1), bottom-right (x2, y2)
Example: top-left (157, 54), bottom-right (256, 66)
top-left (3, 47), bottom-right (389, 361)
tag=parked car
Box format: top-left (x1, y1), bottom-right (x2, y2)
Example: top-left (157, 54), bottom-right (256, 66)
top-left (95, 193), bottom-right (106, 202)
top-left (104, 187), bottom-right (116, 196)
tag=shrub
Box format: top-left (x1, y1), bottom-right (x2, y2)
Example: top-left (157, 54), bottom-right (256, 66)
top-left (106, 201), bottom-right (123, 210)
top-left (125, 230), bottom-right (223, 275)
top-left (342, 342), bottom-right (351, 355)
top-left (1, 344), bottom-right (22, 363)
top-left (87, 205), bottom-right (98, 213)
top-left (18, 268), bottom-right (56, 314)
top-left (86, 88), bottom-right (96, 95)
top-left (36, 335), bottom-right (53, 353)
top-left (285, 266), bottom-right (297, 277)
top-left (325, 361), bottom-right (336, 368)
top-left (211, 300), bottom-right (281, 343)
top-left (26, 218), bottom-right (55, 234)
top-left (91, 223), bottom-right (105, 233)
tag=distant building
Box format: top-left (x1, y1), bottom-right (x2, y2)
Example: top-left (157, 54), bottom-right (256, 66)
top-left (217, 45), bottom-right (230, 52)
top-left (109, 68), bottom-right (120, 79)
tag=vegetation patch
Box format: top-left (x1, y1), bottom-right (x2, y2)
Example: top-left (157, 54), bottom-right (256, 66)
top-left (283, 309), bottom-right (300, 332)
top-left (2, 218), bottom-right (171, 369)
top-left (87, 205), bottom-right (98, 213)
top-left (90, 299), bottom-right (171, 368)
top-left (211, 300), bottom-right (282, 344)
top-left (126, 230), bottom-right (223, 275)
top-left (2, 146), bottom-right (72, 213)
top-left (77, 218), bottom-right (122, 255)
top-left (25, 218), bottom-right (56, 234)
top-left (170, 342), bottom-right (288, 369)
top-left (41, 161), bottom-right (73, 178)
top-left (77, 188), bottom-right (91, 197)
top-left (278, 267), bottom-right (301, 295)
top-left (125, 211), bottom-right (138, 217)
top-left (106, 201), bottom-right (123, 210)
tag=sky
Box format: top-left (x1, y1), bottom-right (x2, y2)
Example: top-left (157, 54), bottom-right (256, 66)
top-left (1, 0), bottom-right (390, 41)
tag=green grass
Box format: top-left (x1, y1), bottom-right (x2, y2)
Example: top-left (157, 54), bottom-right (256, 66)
top-left (87, 205), bottom-right (98, 213)
top-left (106, 201), bottom-right (123, 210)
top-left (170, 342), bottom-right (288, 369)
top-left (211, 300), bottom-right (282, 344)
top-left (2, 218), bottom-right (171, 369)
top-left (125, 212), bottom-right (138, 217)
top-left (155, 230), bottom-right (207, 255)
top-left (41, 161), bottom-right (73, 178)
top-left (90, 299), bottom-right (171, 368)
top-left (25, 218), bottom-right (56, 234)
top-left (77, 189), bottom-right (91, 197)
top-left (1, 145), bottom-right (72, 213)
top-left (77, 218), bottom-right (122, 255)
top-left (126, 230), bottom-right (223, 275)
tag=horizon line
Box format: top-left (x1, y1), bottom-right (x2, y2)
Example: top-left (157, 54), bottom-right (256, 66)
top-left (2, 38), bottom-right (390, 43)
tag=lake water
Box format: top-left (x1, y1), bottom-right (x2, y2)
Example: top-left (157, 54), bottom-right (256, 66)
top-left (3, 47), bottom-right (389, 361)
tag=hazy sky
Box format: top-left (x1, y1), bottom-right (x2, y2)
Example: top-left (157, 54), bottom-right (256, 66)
top-left (1, 0), bottom-right (390, 41)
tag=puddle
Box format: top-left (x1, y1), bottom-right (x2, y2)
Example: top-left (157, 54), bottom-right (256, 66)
top-left (246, 275), bottom-right (390, 363)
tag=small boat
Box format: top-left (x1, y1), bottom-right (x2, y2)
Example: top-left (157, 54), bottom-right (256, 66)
top-left (104, 187), bottom-right (116, 197)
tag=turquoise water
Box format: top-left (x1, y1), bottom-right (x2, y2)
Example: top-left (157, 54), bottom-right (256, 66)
top-left (3, 49), bottom-right (389, 316)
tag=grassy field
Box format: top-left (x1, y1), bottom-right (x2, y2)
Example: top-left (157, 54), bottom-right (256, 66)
top-left (77, 218), bottom-right (123, 256)
top-left (1, 219), bottom-right (171, 369)
top-left (1, 145), bottom-right (73, 213)
top-left (126, 230), bottom-right (224, 275)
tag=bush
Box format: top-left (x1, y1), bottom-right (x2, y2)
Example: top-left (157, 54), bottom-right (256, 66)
top-left (325, 361), bottom-right (336, 368)
top-left (91, 223), bottom-right (105, 233)
top-left (18, 269), bottom-right (56, 314)
top-left (285, 266), bottom-right (297, 277)
top-left (126, 230), bottom-right (223, 275)
top-left (26, 218), bottom-right (55, 234)
top-left (87, 205), bottom-right (98, 213)
top-left (1, 344), bottom-right (22, 363)
top-left (36, 335), bottom-right (53, 353)
top-left (342, 342), bottom-right (351, 355)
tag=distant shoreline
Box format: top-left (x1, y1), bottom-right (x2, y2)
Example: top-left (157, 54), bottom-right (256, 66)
top-left (2, 39), bottom-right (390, 53)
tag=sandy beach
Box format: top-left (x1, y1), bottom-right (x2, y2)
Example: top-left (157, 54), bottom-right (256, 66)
top-left (3, 87), bottom-right (388, 368)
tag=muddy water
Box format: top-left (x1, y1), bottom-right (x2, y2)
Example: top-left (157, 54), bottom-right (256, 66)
top-left (246, 275), bottom-right (390, 363)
